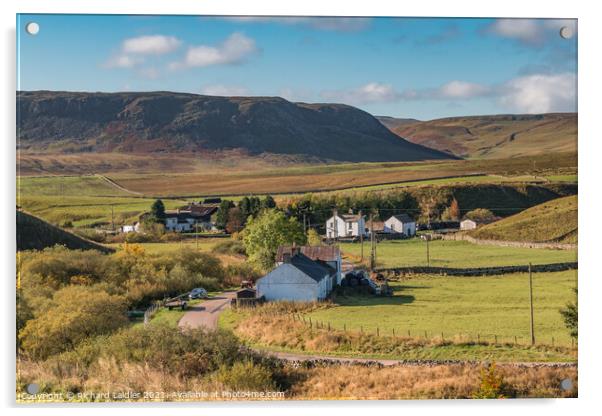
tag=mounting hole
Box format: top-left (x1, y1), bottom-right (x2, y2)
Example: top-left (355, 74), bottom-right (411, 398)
top-left (26, 383), bottom-right (40, 394)
top-left (25, 22), bottom-right (40, 36)
top-left (560, 26), bottom-right (573, 39)
top-left (560, 378), bottom-right (573, 391)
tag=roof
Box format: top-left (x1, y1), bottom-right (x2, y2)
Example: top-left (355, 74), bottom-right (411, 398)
top-left (365, 220), bottom-right (385, 232)
top-left (389, 214), bottom-right (415, 223)
top-left (187, 205), bottom-right (218, 217)
top-left (276, 245), bottom-right (340, 263)
top-left (339, 214), bottom-right (363, 222)
top-left (461, 217), bottom-right (493, 225)
top-left (288, 253), bottom-right (335, 282)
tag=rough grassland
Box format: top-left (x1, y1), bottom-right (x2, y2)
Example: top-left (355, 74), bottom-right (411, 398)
top-left (306, 271), bottom-right (577, 346)
top-left (472, 195), bottom-right (577, 243)
top-left (339, 239), bottom-right (576, 269)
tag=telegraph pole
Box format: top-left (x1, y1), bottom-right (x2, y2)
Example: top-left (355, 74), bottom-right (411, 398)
top-left (111, 205), bottom-right (115, 232)
top-left (528, 262), bottom-right (535, 345)
top-left (195, 222), bottom-right (199, 250)
top-left (370, 213), bottom-right (375, 271)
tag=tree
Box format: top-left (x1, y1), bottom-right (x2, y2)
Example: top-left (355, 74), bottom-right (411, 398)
top-left (560, 287), bottom-right (578, 339)
top-left (242, 209), bottom-right (307, 270)
top-left (19, 285), bottom-right (129, 359)
top-left (307, 228), bottom-right (322, 246)
top-left (449, 198), bottom-right (460, 221)
top-left (216, 200), bottom-right (235, 229)
top-left (150, 199), bottom-right (166, 221)
top-left (226, 207), bottom-right (245, 234)
top-left (464, 208), bottom-right (497, 223)
top-left (261, 195), bottom-right (276, 210)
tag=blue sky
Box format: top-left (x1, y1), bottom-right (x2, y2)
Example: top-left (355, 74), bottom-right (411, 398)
top-left (17, 14), bottom-right (577, 120)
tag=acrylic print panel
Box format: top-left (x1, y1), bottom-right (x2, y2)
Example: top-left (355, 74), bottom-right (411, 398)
top-left (16, 14), bottom-right (577, 402)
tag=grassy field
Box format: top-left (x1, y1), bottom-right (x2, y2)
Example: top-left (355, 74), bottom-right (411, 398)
top-left (17, 175), bottom-right (188, 227)
top-left (305, 270), bottom-right (577, 347)
top-left (340, 239), bottom-right (576, 269)
top-left (472, 195), bottom-right (577, 243)
top-left (108, 239), bottom-right (224, 254)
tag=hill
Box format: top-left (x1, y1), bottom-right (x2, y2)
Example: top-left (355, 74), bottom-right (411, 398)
top-left (16, 91), bottom-right (454, 163)
top-left (16, 210), bottom-right (114, 252)
top-left (387, 113), bottom-right (576, 159)
top-left (471, 195), bottom-right (577, 243)
top-left (375, 116), bottom-right (420, 130)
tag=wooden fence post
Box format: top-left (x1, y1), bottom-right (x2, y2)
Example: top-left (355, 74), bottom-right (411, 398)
top-left (377, 327), bottom-right (380, 337)
top-left (392, 328), bottom-right (395, 337)
top-left (477, 334), bottom-right (480, 343)
top-left (344, 323), bottom-right (346, 332)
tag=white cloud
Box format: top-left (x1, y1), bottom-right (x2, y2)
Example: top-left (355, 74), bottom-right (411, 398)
top-left (221, 16), bottom-right (371, 32)
top-left (104, 34), bottom-right (181, 69)
top-left (321, 82), bottom-right (399, 104)
top-left (498, 73), bottom-right (576, 113)
top-left (171, 33), bottom-right (258, 69)
top-left (200, 84), bottom-right (250, 96)
top-left (437, 81), bottom-right (491, 99)
top-left (104, 54), bottom-right (144, 69)
top-left (487, 18), bottom-right (577, 46)
top-left (122, 35), bottom-right (181, 55)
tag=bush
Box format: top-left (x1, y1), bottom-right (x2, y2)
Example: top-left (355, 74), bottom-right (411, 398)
top-left (473, 363), bottom-right (514, 399)
top-left (215, 360), bottom-right (277, 391)
top-left (19, 285), bottom-right (129, 359)
top-left (212, 240), bottom-right (246, 256)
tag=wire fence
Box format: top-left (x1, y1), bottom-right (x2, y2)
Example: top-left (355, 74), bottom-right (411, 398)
top-left (287, 313), bottom-right (576, 349)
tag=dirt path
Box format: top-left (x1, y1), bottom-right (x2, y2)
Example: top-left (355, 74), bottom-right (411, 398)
top-left (95, 174), bottom-right (144, 196)
top-left (178, 292), bottom-right (235, 330)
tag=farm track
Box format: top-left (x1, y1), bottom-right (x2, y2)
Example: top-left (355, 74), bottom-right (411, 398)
top-left (95, 174), bottom-right (144, 196)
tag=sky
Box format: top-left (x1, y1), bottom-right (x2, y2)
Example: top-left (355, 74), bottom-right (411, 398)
top-left (17, 14), bottom-right (577, 120)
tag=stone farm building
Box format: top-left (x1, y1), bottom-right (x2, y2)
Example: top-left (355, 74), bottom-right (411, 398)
top-left (256, 250), bottom-right (337, 302)
top-left (325, 211), bottom-right (367, 238)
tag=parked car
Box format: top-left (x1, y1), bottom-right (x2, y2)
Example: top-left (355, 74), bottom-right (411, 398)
top-left (189, 288), bottom-right (208, 299)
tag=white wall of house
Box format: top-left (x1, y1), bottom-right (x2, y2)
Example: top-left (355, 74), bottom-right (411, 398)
top-left (384, 217), bottom-right (416, 236)
top-left (325, 215), bottom-right (366, 238)
top-left (256, 264), bottom-right (331, 302)
top-left (460, 219), bottom-right (477, 230)
top-left (165, 217), bottom-right (195, 232)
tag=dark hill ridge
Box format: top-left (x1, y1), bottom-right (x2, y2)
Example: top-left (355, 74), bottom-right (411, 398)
top-left (17, 91), bottom-right (454, 163)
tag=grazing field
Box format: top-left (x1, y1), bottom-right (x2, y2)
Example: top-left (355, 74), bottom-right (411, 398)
top-left (340, 239), bottom-right (576, 269)
top-left (472, 195), bottom-right (577, 243)
top-left (306, 270), bottom-right (577, 347)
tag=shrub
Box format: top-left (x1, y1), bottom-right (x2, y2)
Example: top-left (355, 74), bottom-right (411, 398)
top-left (19, 285), bottom-right (129, 359)
top-left (215, 360), bottom-right (277, 391)
top-left (212, 240), bottom-right (246, 256)
top-left (473, 363), bottom-right (514, 399)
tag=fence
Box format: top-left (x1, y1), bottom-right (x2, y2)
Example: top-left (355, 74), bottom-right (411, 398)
top-left (286, 313), bottom-right (576, 349)
top-left (143, 301), bottom-right (161, 326)
top-left (380, 262), bottom-right (578, 277)
top-left (442, 233), bottom-right (577, 250)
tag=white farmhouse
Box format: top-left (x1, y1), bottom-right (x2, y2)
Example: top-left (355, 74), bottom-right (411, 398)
top-left (325, 211), bottom-right (367, 238)
top-left (256, 251), bottom-right (336, 302)
top-left (164, 211), bottom-right (197, 232)
top-left (121, 222), bottom-right (140, 233)
top-left (384, 214), bottom-right (416, 236)
top-left (460, 219), bottom-right (478, 230)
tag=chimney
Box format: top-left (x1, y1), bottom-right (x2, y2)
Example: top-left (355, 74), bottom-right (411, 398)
top-left (348, 208), bottom-right (353, 214)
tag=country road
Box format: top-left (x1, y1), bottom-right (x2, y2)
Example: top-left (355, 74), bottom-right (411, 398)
top-left (178, 292), bottom-right (235, 330)
top-left (177, 291), bottom-right (576, 368)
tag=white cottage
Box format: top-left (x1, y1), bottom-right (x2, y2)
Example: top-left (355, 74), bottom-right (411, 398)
top-left (384, 214), bottom-right (416, 236)
top-left (256, 252), bottom-right (336, 302)
top-left (325, 212), bottom-right (367, 238)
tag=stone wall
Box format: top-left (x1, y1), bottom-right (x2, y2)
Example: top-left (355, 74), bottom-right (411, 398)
top-left (442, 232), bottom-right (577, 250)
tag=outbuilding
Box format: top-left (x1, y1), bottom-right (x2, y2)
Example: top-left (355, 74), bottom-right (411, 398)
top-left (384, 214), bottom-right (416, 236)
top-left (256, 251), bottom-right (336, 302)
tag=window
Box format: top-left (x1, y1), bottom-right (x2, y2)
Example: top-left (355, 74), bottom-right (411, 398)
top-left (348, 222), bottom-right (352, 230)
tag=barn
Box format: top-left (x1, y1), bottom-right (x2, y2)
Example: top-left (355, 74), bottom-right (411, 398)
top-left (256, 251), bottom-right (336, 302)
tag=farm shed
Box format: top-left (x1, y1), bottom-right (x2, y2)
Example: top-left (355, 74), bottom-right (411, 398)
top-left (257, 252), bottom-right (336, 302)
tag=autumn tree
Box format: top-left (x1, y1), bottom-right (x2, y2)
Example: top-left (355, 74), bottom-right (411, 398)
top-left (242, 209), bottom-right (307, 270)
top-left (226, 207), bottom-right (245, 234)
top-left (307, 228), bottom-right (322, 246)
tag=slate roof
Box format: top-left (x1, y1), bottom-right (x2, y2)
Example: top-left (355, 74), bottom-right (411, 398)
top-left (276, 245), bottom-right (340, 263)
top-left (288, 253), bottom-right (335, 282)
top-left (390, 214), bottom-right (415, 223)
